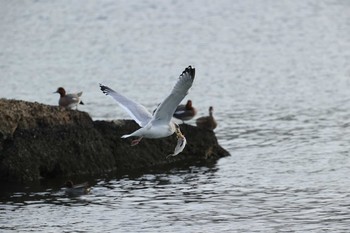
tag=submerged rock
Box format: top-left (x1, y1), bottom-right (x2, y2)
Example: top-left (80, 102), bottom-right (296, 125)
top-left (0, 98), bottom-right (230, 183)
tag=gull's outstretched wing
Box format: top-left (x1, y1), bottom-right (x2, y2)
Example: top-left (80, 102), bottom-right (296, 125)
top-left (100, 84), bottom-right (152, 127)
top-left (153, 66), bottom-right (195, 124)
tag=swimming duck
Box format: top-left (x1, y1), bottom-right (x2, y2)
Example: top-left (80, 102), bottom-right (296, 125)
top-left (64, 180), bottom-right (90, 196)
top-left (54, 87), bottom-right (84, 109)
top-left (173, 100), bottom-right (197, 123)
top-left (195, 106), bottom-right (217, 130)
top-left (100, 66), bottom-right (195, 150)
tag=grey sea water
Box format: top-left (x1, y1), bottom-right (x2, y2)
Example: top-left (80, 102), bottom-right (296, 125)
top-left (1, 0), bottom-right (350, 232)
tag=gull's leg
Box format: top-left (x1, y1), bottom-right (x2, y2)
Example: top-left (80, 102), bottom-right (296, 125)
top-left (131, 137), bottom-right (143, 146)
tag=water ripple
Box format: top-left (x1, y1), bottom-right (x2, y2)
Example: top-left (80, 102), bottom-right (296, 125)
top-left (2, 0), bottom-right (350, 232)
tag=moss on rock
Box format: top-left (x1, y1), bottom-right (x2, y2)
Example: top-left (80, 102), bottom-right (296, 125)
top-left (0, 99), bottom-right (229, 183)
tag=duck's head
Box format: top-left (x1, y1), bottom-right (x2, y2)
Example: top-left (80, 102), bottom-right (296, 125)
top-left (54, 87), bottom-right (66, 97)
top-left (186, 100), bottom-right (193, 109)
top-left (65, 180), bottom-right (74, 188)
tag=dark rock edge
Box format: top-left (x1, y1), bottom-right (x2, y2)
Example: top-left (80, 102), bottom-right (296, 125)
top-left (0, 99), bottom-right (230, 183)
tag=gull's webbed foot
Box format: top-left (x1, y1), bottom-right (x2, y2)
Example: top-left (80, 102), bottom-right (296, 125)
top-left (131, 137), bottom-right (143, 146)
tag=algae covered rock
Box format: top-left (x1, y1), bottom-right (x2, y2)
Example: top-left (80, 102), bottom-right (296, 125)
top-left (0, 99), bottom-right (229, 183)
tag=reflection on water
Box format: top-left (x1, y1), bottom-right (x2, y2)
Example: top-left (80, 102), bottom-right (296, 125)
top-left (2, 0), bottom-right (350, 232)
top-left (1, 164), bottom-right (350, 232)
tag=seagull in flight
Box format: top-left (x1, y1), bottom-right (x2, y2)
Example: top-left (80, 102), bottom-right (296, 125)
top-left (100, 66), bottom-right (195, 151)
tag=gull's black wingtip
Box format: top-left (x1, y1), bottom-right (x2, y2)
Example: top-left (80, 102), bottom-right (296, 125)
top-left (183, 65), bottom-right (195, 79)
top-left (99, 83), bottom-right (109, 95)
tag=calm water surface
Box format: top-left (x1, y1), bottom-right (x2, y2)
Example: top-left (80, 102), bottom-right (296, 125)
top-left (1, 0), bottom-right (350, 232)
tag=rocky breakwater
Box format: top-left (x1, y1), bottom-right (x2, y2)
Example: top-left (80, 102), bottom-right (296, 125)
top-left (0, 98), bottom-right (230, 183)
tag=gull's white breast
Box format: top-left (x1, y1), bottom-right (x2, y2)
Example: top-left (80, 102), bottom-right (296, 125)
top-left (142, 122), bottom-right (175, 138)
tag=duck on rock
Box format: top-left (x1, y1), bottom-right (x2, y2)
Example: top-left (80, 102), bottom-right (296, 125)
top-left (54, 87), bottom-right (84, 110)
top-left (196, 106), bottom-right (217, 131)
top-left (173, 100), bottom-right (197, 123)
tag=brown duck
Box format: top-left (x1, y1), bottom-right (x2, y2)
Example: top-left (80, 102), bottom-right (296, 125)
top-left (64, 180), bottom-right (90, 196)
top-left (196, 106), bottom-right (217, 130)
top-left (54, 87), bottom-right (84, 109)
top-left (173, 100), bottom-right (197, 123)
